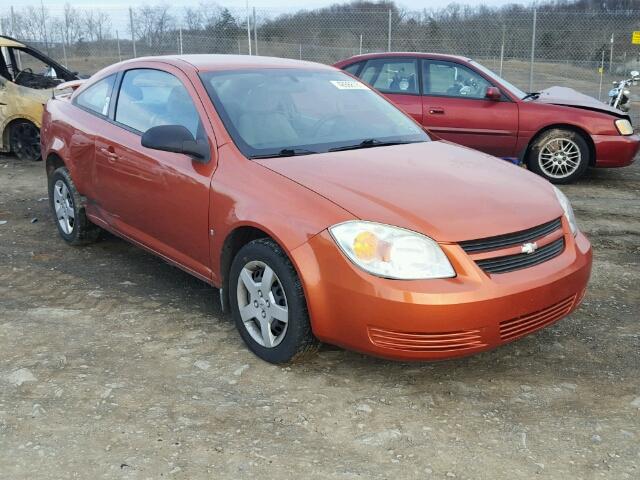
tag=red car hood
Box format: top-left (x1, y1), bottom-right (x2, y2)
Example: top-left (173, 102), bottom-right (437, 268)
top-left (256, 141), bottom-right (563, 242)
top-left (534, 86), bottom-right (624, 117)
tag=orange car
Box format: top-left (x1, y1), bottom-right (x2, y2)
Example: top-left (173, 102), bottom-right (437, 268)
top-left (41, 55), bottom-right (592, 363)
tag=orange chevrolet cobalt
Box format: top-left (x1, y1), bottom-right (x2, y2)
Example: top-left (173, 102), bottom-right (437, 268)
top-left (41, 55), bottom-right (592, 363)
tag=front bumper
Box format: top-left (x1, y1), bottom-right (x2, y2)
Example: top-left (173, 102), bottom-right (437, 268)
top-left (593, 133), bottom-right (639, 168)
top-left (291, 225), bottom-right (592, 361)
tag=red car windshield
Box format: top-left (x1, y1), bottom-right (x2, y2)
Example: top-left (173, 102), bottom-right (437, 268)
top-left (200, 69), bottom-right (428, 158)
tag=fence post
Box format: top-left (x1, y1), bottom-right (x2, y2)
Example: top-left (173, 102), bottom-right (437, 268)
top-left (40, 0), bottom-right (49, 54)
top-left (129, 7), bottom-right (137, 58)
top-left (116, 30), bottom-right (122, 61)
top-left (246, 2), bottom-right (252, 55)
top-left (359, 34), bottom-right (363, 55)
top-left (179, 26), bottom-right (183, 54)
top-left (598, 50), bottom-right (605, 101)
top-left (62, 41), bottom-right (68, 68)
top-left (299, 44), bottom-right (302, 60)
top-left (253, 7), bottom-right (258, 55)
top-left (528, 8), bottom-right (536, 93)
top-left (387, 9), bottom-right (392, 52)
top-left (10, 6), bottom-right (16, 37)
top-left (609, 33), bottom-right (614, 72)
top-left (499, 24), bottom-right (505, 77)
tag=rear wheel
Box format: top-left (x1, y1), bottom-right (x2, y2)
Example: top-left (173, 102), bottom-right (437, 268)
top-left (229, 238), bottom-right (319, 364)
top-left (10, 120), bottom-right (41, 161)
top-left (527, 129), bottom-right (589, 184)
top-left (48, 167), bottom-right (101, 245)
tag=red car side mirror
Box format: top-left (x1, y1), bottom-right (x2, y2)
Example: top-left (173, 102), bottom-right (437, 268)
top-left (485, 86), bottom-right (502, 101)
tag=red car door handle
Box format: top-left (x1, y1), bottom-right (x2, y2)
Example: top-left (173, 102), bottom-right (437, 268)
top-left (99, 146), bottom-right (119, 162)
top-left (428, 107), bottom-right (445, 115)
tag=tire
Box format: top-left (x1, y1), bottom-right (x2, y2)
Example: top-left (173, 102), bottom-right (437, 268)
top-left (48, 167), bottom-right (101, 245)
top-left (10, 120), bottom-right (41, 161)
top-left (527, 129), bottom-right (590, 184)
top-left (229, 238), bottom-right (319, 364)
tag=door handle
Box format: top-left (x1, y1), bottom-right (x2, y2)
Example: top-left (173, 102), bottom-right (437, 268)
top-left (99, 146), bottom-right (119, 162)
top-left (428, 107), bottom-right (445, 115)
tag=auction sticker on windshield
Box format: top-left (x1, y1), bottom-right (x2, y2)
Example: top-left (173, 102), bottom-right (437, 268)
top-left (330, 80), bottom-right (369, 90)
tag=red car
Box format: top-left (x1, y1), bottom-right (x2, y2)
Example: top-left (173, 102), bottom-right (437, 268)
top-left (41, 55), bottom-right (591, 363)
top-left (335, 53), bottom-right (639, 183)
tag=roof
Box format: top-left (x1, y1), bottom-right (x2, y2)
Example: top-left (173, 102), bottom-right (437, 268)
top-left (0, 35), bottom-right (26, 48)
top-left (121, 54), bottom-right (334, 72)
top-left (333, 52), bottom-right (472, 67)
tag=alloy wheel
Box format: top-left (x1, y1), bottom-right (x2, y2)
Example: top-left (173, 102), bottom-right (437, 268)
top-left (538, 137), bottom-right (581, 179)
top-left (236, 260), bottom-right (289, 348)
top-left (53, 180), bottom-right (75, 235)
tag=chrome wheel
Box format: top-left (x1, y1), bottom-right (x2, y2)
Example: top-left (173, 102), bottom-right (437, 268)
top-left (538, 137), bottom-right (581, 179)
top-left (53, 179), bottom-right (75, 235)
top-left (236, 260), bottom-right (289, 348)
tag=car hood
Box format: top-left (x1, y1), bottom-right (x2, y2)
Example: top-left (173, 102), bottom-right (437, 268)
top-left (255, 141), bottom-right (563, 243)
top-left (533, 86), bottom-right (624, 117)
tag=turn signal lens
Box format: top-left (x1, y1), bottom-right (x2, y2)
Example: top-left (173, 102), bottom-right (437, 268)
top-left (615, 119), bottom-right (633, 136)
top-left (353, 231), bottom-right (378, 261)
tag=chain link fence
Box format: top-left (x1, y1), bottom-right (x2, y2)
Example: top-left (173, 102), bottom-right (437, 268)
top-left (2, 4), bottom-right (639, 124)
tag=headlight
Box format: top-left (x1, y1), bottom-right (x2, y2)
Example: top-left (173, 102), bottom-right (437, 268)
top-left (553, 186), bottom-right (578, 236)
top-left (615, 119), bottom-right (633, 135)
top-left (329, 221), bottom-right (455, 280)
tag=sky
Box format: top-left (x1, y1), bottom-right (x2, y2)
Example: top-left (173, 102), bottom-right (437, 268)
top-left (14, 0), bottom-right (529, 12)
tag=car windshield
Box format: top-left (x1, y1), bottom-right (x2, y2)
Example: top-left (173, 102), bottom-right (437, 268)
top-left (470, 61), bottom-right (527, 100)
top-left (200, 69), bottom-right (429, 158)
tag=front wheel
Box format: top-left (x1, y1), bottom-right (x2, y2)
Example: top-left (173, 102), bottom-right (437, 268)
top-left (10, 120), bottom-right (41, 161)
top-left (527, 129), bottom-right (590, 184)
top-left (229, 238), bottom-right (319, 364)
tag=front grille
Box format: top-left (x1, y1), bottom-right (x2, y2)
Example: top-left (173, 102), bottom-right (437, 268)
top-left (475, 237), bottom-right (565, 274)
top-left (368, 327), bottom-right (487, 352)
top-left (460, 218), bottom-right (562, 253)
top-left (499, 295), bottom-right (576, 342)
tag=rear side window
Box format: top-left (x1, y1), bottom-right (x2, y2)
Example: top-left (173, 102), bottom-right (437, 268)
top-left (343, 61), bottom-right (364, 76)
top-left (360, 58), bottom-right (418, 95)
top-left (114, 68), bottom-right (203, 138)
top-left (75, 75), bottom-right (116, 116)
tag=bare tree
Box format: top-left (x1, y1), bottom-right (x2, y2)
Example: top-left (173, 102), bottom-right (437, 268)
top-left (134, 4), bottom-right (176, 47)
top-left (58, 3), bottom-right (83, 45)
top-left (84, 10), bottom-right (111, 42)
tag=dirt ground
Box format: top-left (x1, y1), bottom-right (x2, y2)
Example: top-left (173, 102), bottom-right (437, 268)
top-left (0, 153), bottom-right (638, 480)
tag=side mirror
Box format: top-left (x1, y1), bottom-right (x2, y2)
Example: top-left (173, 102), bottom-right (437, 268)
top-left (141, 125), bottom-right (209, 163)
top-left (485, 86), bottom-right (502, 101)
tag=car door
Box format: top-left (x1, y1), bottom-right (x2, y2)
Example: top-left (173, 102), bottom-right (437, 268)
top-left (93, 65), bottom-right (217, 281)
top-left (421, 59), bottom-right (518, 157)
top-left (358, 57), bottom-right (422, 123)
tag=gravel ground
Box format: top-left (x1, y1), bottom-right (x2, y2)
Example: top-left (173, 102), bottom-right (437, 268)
top-left (0, 154), bottom-right (638, 479)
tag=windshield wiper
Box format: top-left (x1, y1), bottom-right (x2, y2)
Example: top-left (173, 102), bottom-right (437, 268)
top-left (250, 148), bottom-right (318, 159)
top-left (329, 138), bottom-right (420, 152)
top-left (522, 92), bottom-right (540, 100)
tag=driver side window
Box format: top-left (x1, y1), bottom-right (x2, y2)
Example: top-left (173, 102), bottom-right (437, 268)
top-left (423, 60), bottom-right (491, 99)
